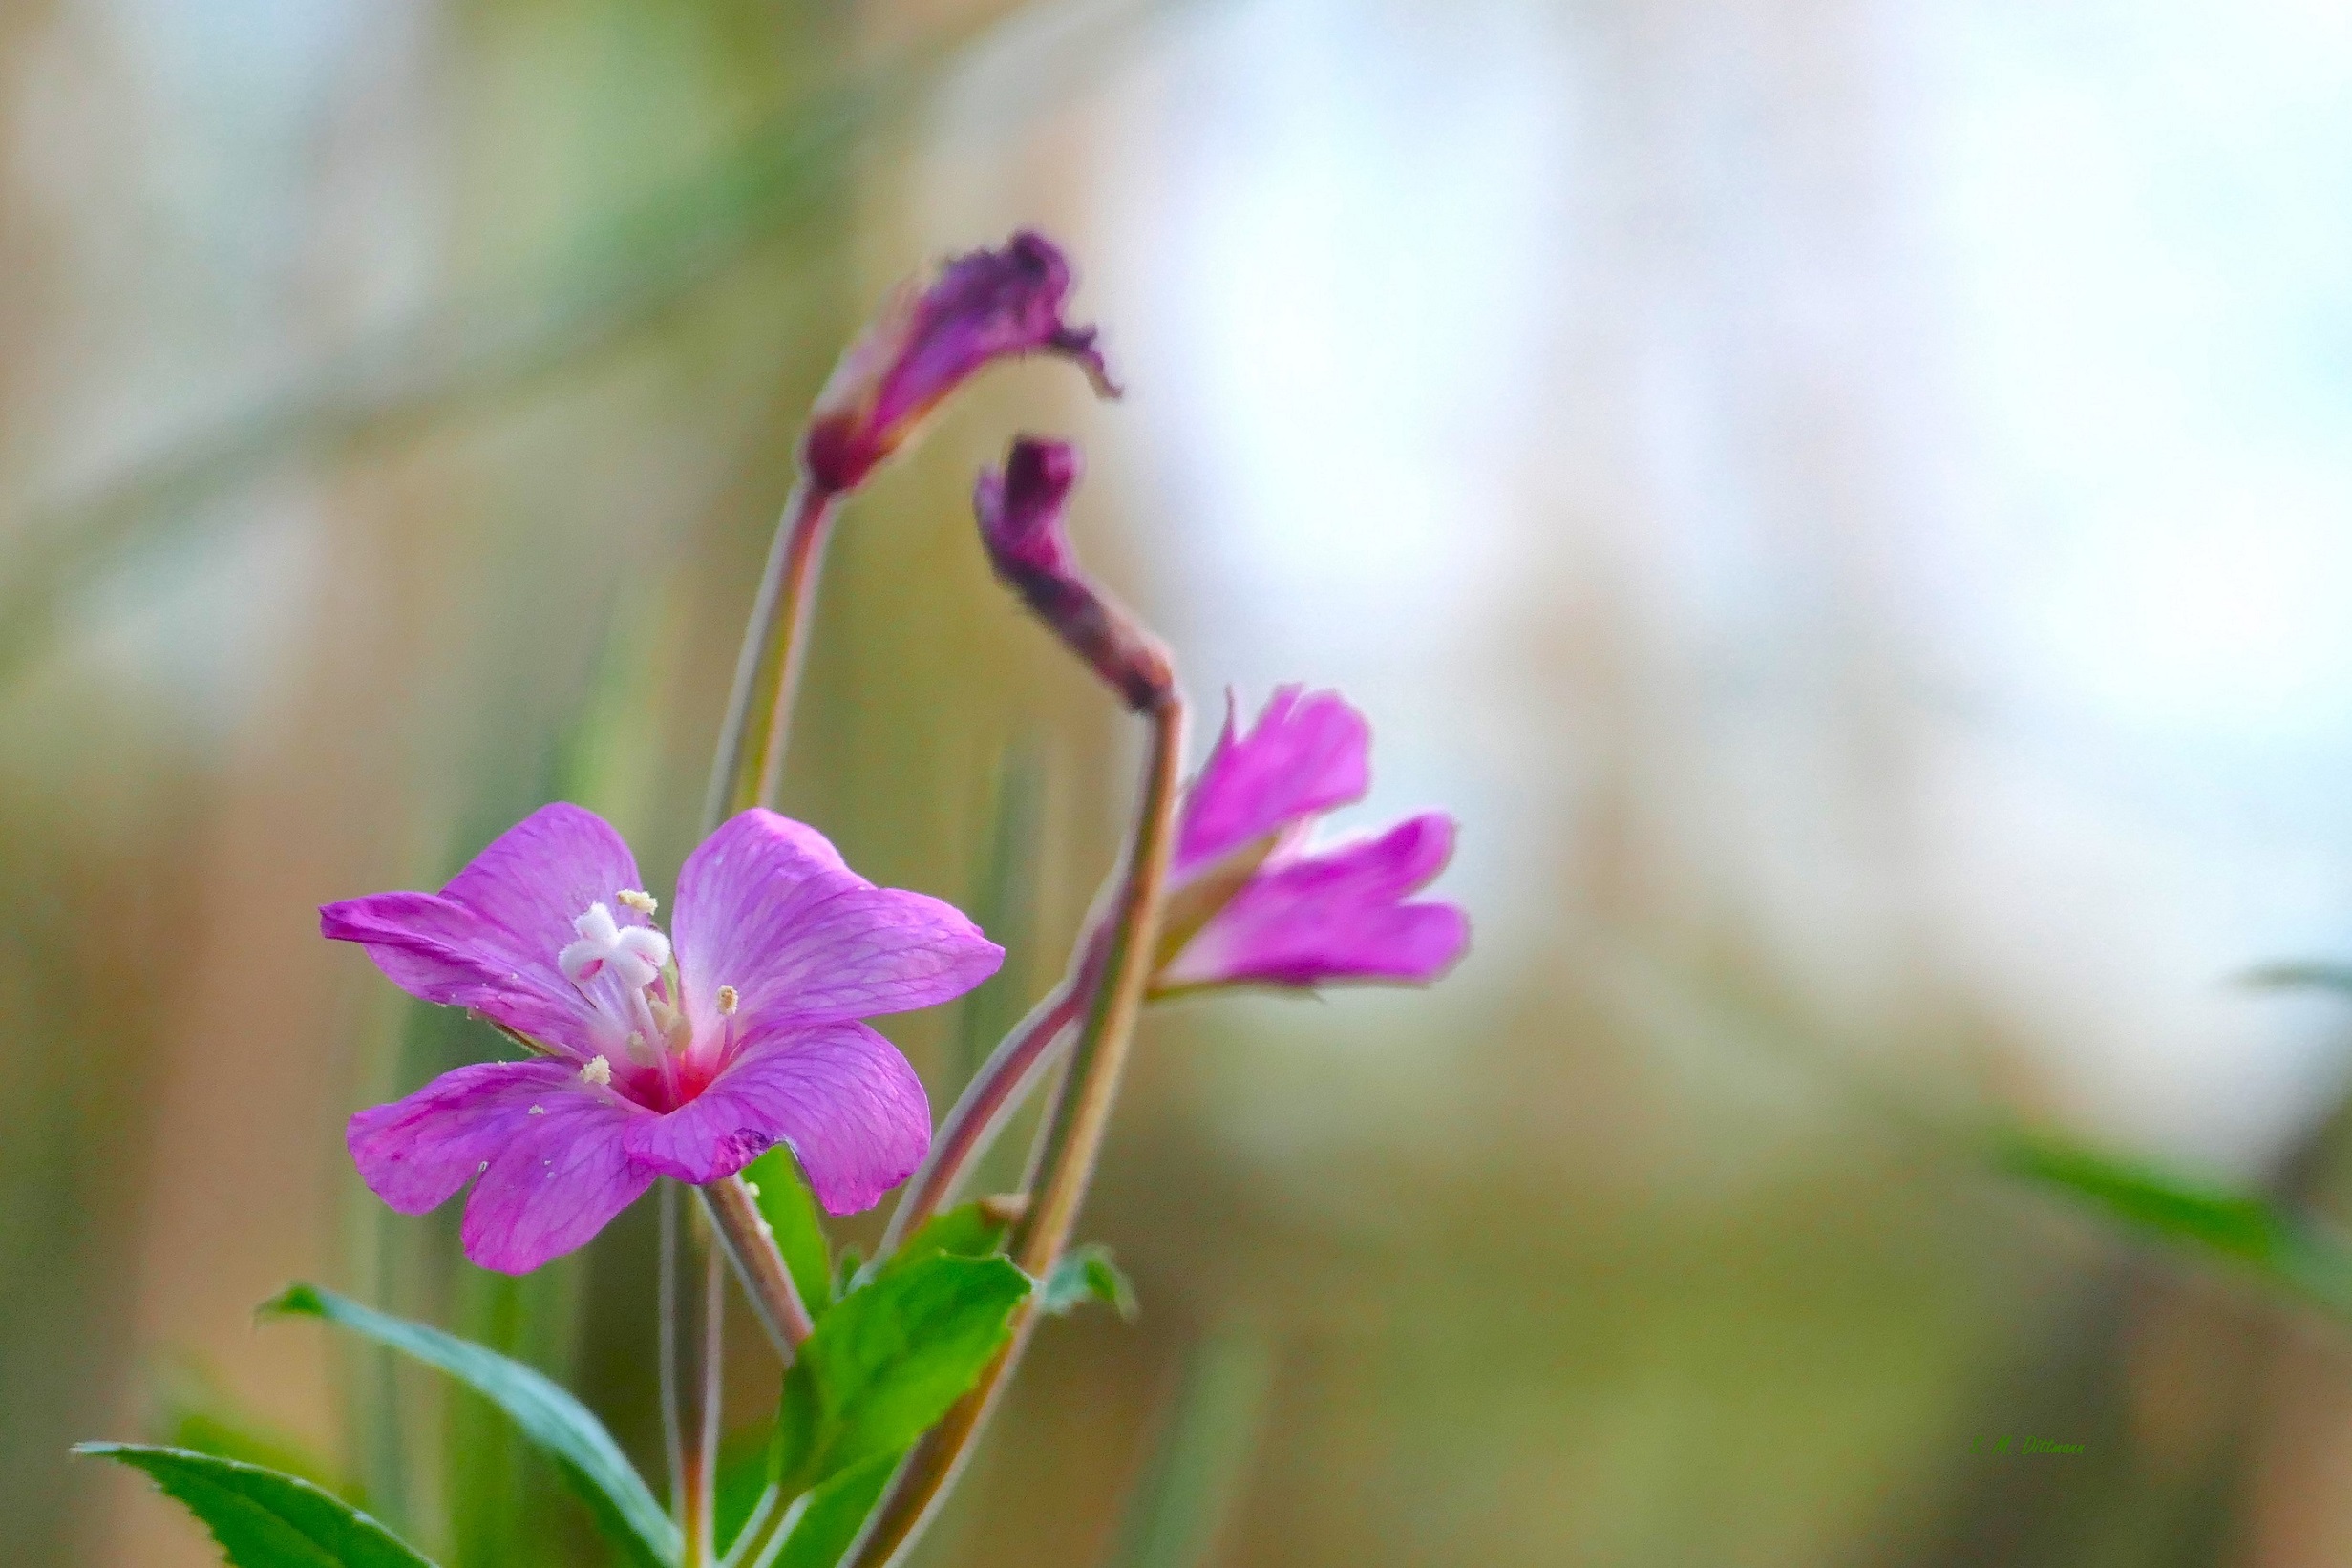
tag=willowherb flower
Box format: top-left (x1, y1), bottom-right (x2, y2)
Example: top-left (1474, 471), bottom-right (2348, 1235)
top-left (975, 435), bottom-right (1171, 710)
top-left (803, 231), bottom-right (1118, 496)
top-left (321, 804), bottom-right (999, 1273)
top-left (1153, 688), bottom-right (1468, 995)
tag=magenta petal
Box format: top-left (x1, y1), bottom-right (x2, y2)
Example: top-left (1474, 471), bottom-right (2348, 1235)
top-left (1160, 813), bottom-right (1469, 990)
top-left (673, 811), bottom-right (1002, 1035)
top-left (321, 894), bottom-right (593, 1049)
top-left (623, 1022), bottom-right (929, 1211)
top-left (320, 802), bottom-right (652, 1056)
top-left (462, 1091), bottom-right (654, 1275)
top-left (1173, 689), bottom-right (1370, 881)
top-left (803, 231), bottom-right (1117, 494)
top-left (347, 1059), bottom-right (653, 1272)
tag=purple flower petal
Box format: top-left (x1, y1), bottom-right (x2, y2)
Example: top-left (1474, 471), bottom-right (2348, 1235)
top-left (320, 803), bottom-right (652, 1056)
top-left (803, 231), bottom-right (1118, 494)
top-left (623, 1022), bottom-right (929, 1212)
top-left (1159, 813), bottom-right (1469, 991)
top-left (347, 1058), bottom-right (653, 1273)
top-left (1173, 689), bottom-right (1369, 882)
top-left (672, 811), bottom-right (1002, 1035)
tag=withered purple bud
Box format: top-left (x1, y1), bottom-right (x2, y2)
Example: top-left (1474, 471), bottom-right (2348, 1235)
top-left (976, 436), bottom-right (1171, 711)
top-left (803, 231), bottom-right (1119, 496)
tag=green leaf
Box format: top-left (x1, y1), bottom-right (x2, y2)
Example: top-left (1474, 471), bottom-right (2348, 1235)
top-left (1039, 1245), bottom-right (1138, 1321)
top-left (154, 1363), bottom-right (351, 1501)
top-left (746, 1148), bottom-right (836, 1323)
top-left (831, 1245), bottom-right (863, 1304)
top-left (1994, 1125), bottom-right (2352, 1317)
top-left (261, 1284), bottom-right (677, 1568)
top-left (774, 1254), bottom-right (1030, 1494)
top-left (74, 1445), bottom-right (435, 1568)
top-left (852, 1201), bottom-right (1012, 1293)
top-left (767, 1452), bottom-right (901, 1568)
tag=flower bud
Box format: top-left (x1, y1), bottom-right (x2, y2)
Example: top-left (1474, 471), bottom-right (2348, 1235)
top-left (976, 436), bottom-right (1172, 711)
top-left (803, 231), bottom-right (1118, 495)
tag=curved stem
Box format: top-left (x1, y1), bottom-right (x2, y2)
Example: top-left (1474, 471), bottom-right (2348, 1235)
top-left (699, 1176), bottom-right (815, 1361)
top-left (879, 949), bottom-right (1094, 1255)
top-left (845, 691), bottom-right (1186, 1568)
top-left (704, 478), bottom-right (837, 832)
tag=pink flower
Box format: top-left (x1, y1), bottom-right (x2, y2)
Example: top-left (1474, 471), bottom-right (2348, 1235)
top-left (1155, 689), bottom-right (1468, 994)
top-left (321, 805), bottom-right (1000, 1274)
top-left (803, 232), bottom-right (1118, 495)
top-left (975, 436), bottom-right (1171, 710)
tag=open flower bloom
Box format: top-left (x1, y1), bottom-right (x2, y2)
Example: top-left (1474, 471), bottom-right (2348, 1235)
top-left (802, 231), bottom-right (1119, 495)
top-left (322, 804), bottom-right (1000, 1273)
top-left (1153, 689), bottom-right (1468, 995)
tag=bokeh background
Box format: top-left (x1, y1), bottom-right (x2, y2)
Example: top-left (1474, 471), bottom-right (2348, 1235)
top-left (11, 0), bottom-right (2352, 1563)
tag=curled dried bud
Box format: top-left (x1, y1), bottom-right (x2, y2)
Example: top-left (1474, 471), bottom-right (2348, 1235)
top-left (803, 231), bottom-right (1119, 495)
top-left (975, 436), bottom-right (1172, 711)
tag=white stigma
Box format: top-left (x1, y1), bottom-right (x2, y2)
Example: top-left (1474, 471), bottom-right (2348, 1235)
top-left (716, 985), bottom-right (739, 1017)
top-left (558, 901), bottom-right (671, 989)
top-left (617, 889), bottom-right (658, 916)
top-left (581, 1054), bottom-right (613, 1085)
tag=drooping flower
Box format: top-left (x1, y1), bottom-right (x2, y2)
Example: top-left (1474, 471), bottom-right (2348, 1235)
top-left (1152, 689), bottom-right (1468, 995)
top-left (321, 804), bottom-right (1000, 1274)
top-left (803, 231), bottom-right (1119, 496)
top-left (975, 435), bottom-right (1171, 710)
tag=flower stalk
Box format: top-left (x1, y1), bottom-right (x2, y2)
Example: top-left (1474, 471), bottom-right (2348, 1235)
top-left (699, 1176), bottom-right (815, 1358)
top-left (848, 689), bottom-right (1185, 1568)
top-left (705, 478), bottom-right (839, 828)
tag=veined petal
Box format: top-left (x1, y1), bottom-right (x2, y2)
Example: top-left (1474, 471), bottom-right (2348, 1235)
top-left (1158, 813), bottom-right (1468, 991)
top-left (1173, 688), bottom-right (1369, 882)
top-left (462, 1091), bottom-right (655, 1275)
top-left (320, 893), bottom-right (592, 1051)
top-left (622, 1022), bottom-right (928, 1211)
top-left (673, 811), bottom-right (1002, 1035)
top-left (320, 802), bottom-right (653, 1056)
top-left (347, 1059), bottom-right (651, 1273)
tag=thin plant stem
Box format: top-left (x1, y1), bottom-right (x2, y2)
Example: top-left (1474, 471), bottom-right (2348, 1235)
top-left (692, 1236), bottom-right (726, 1568)
top-left (719, 1483), bottom-right (782, 1568)
top-left (704, 479), bottom-right (837, 831)
top-left (844, 691), bottom-right (1186, 1568)
top-left (699, 1176), bottom-right (816, 1359)
top-left (659, 1183), bottom-right (688, 1530)
top-left (879, 953), bottom-right (1092, 1254)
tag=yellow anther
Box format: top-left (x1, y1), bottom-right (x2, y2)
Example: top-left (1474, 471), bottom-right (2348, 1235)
top-left (581, 1055), bottom-right (613, 1086)
top-left (617, 889), bottom-right (659, 916)
top-left (716, 985), bottom-right (740, 1016)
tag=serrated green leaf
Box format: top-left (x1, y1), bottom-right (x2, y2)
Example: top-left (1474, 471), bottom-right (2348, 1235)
top-left (261, 1284), bottom-right (677, 1568)
top-left (767, 1451), bottom-right (901, 1568)
top-left (75, 1445), bottom-right (435, 1568)
top-left (774, 1254), bottom-right (1030, 1494)
top-left (852, 1202), bottom-right (1011, 1293)
top-left (154, 1363), bottom-right (351, 1501)
top-left (1039, 1245), bottom-right (1137, 1321)
top-left (746, 1148), bottom-right (835, 1323)
top-left (1994, 1125), bottom-right (2352, 1317)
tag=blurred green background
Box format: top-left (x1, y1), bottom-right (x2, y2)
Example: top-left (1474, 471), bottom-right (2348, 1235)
top-left (11, 0), bottom-right (2352, 1563)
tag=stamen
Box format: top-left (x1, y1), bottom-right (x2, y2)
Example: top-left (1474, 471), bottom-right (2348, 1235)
top-left (716, 985), bottom-right (739, 1016)
top-left (617, 889), bottom-right (659, 916)
top-left (581, 1055), bottom-right (613, 1085)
